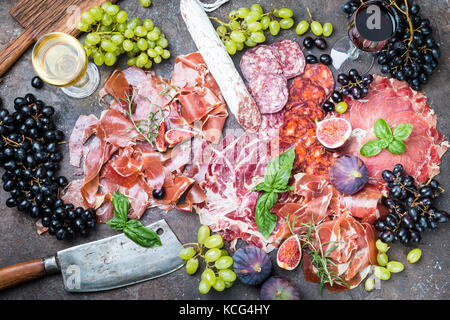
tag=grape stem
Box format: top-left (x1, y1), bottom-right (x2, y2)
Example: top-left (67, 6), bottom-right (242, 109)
top-left (389, 0), bottom-right (414, 45)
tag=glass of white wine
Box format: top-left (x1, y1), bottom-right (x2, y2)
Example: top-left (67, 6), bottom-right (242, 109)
top-left (32, 32), bottom-right (100, 99)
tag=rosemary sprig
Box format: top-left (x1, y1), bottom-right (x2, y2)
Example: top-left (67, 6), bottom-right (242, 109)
top-left (285, 215), bottom-right (350, 295)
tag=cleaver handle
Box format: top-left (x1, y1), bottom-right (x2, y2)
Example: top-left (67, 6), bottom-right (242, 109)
top-left (0, 29), bottom-right (35, 77)
top-left (0, 258), bottom-right (48, 290)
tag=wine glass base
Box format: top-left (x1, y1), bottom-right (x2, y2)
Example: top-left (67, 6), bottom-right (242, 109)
top-left (61, 63), bottom-right (100, 99)
top-left (330, 36), bottom-right (375, 75)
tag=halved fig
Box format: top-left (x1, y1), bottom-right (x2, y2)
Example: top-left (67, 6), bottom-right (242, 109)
top-left (276, 234), bottom-right (301, 271)
top-left (155, 121), bottom-right (167, 152)
top-left (316, 117), bottom-right (352, 150)
top-left (165, 128), bottom-right (196, 147)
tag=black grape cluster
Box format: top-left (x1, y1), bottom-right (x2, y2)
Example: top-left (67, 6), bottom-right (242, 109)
top-left (375, 164), bottom-right (448, 244)
top-left (0, 94), bottom-right (96, 240)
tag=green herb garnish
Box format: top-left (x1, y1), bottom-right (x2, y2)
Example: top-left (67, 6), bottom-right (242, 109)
top-left (106, 192), bottom-right (162, 248)
top-left (253, 148), bottom-right (295, 238)
top-left (360, 118), bottom-right (413, 157)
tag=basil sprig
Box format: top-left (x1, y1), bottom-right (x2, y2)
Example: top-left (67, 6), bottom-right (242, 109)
top-left (253, 148), bottom-right (295, 239)
top-left (106, 192), bottom-right (162, 248)
top-left (360, 119), bottom-right (413, 157)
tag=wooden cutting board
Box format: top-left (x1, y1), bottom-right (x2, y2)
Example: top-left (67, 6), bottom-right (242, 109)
top-left (0, 0), bottom-right (118, 77)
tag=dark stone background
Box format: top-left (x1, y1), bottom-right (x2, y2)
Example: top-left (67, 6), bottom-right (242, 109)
top-left (0, 0), bottom-right (448, 300)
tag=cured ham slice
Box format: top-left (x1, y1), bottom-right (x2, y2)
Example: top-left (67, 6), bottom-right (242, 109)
top-left (334, 75), bottom-right (448, 186)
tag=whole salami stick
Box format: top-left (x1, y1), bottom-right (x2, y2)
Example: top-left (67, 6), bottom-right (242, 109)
top-left (180, 0), bottom-right (262, 133)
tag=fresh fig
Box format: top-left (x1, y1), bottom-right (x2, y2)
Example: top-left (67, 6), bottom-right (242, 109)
top-left (316, 118), bottom-right (352, 150)
top-left (164, 128), bottom-right (195, 147)
top-left (155, 121), bottom-right (167, 152)
top-left (260, 276), bottom-right (300, 300)
top-left (232, 246), bottom-right (272, 285)
top-left (329, 154), bottom-right (369, 195)
top-left (276, 234), bottom-right (302, 271)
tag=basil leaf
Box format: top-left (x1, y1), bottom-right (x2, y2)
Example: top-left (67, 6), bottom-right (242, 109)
top-left (264, 148), bottom-right (295, 188)
top-left (112, 191), bottom-right (130, 222)
top-left (393, 123), bottom-right (413, 141)
top-left (272, 185), bottom-right (294, 193)
top-left (373, 118), bottom-right (393, 141)
top-left (378, 139), bottom-right (389, 149)
top-left (387, 139), bottom-right (406, 154)
top-left (360, 139), bottom-right (383, 157)
top-left (106, 217), bottom-right (127, 231)
top-left (255, 192), bottom-right (278, 239)
top-left (123, 222), bottom-right (162, 248)
top-left (253, 182), bottom-right (272, 193)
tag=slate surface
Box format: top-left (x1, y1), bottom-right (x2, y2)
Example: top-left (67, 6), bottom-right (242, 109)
top-left (0, 0), bottom-right (448, 300)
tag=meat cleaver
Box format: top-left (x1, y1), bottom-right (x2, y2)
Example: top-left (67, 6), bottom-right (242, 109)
top-left (0, 219), bottom-right (184, 292)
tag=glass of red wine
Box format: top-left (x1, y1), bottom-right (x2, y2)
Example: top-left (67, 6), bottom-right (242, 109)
top-left (331, 0), bottom-right (398, 74)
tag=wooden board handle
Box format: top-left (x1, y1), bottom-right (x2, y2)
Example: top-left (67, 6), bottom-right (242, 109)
top-left (0, 29), bottom-right (35, 77)
top-left (0, 258), bottom-right (46, 290)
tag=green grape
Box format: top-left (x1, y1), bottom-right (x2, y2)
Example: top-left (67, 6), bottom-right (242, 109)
top-left (147, 40), bottom-right (156, 48)
top-left (230, 30), bottom-right (245, 43)
top-left (153, 27), bottom-right (161, 35)
top-left (269, 20), bottom-right (281, 36)
top-left (139, 0), bottom-right (152, 7)
top-left (278, 8), bottom-right (294, 18)
top-left (179, 246), bottom-right (196, 260)
top-left (124, 29), bottom-right (135, 39)
top-left (296, 20), bottom-right (309, 35)
top-left (244, 10), bottom-right (261, 23)
top-left (250, 31), bottom-right (265, 43)
top-left (212, 278), bottom-right (226, 292)
top-left (127, 57), bottom-right (137, 66)
top-left (101, 39), bottom-right (116, 52)
top-left (204, 248), bottom-right (222, 263)
top-left (132, 42), bottom-right (140, 55)
top-left (89, 6), bottom-right (103, 21)
top-left (126, 51), bottom-right (136, 58)
top-left (407, 248), bottom-right (422, 263)
top-left (235, 41), bottom-right (244, 51)
top-left (135, 26), bottom-right (148, 37)
top-left (365, 276), bottom-right (375, 291)
top-left (93, 52), bottom-right (104, 66)
top-left (81, 12), bottom-right (95, 25)
top-left (105, 4), bottom-right (119, 16)
top-left (272, 8), bottom-right (281, 18)
top-left (161, 49), bottom-right (171, 60)
top-left (137, 38), bottom-right (148, 51)
top-left (377, 252), bottom-right (388, 267)
top-left (280, 18), bottom-right (294, 30)
top-left (237, 7), bottom-right (250, 19)
top-left (260, 16), bottom-right (270, 30)
top-left (99, 24), bottom-right (111, 32)
top-left (154, 46), bottom-right (164, 55)
top-left (250, 3), bottom-right (263, 15)
top-left (224, 281), bottom-right (233, 288)
top-left (323, 22), bottom-right (333, 37)
top-left (218, 269), bottom-right (236, 282)
top-left (214, 256), bottom-right (233, 270)
top-left (373, 266), bottom-right (391, 280)
top-left (147, 29), bottom-right (160, 41)
top-left (247, 21), bottom-right (262, 32)
top-left (228, 10), bottom-right (238, 19)
top-left (111, 34), bottom-right (124, 45)
top-left (157, 37), bottom-right (169, 48)
top-left (147, 48), bottom-right (158, 58)
top-left (386, 261), bottom-right (404, 273)
top-left (77, 21), bottom-right (90, 32)
top-left (198, 280), bottom-right (211, 294)
top-left (197, 225), bottom-right (210, 245)
top-left (117, 23), bottom-right (127, 33)
top-left (101, 14), bottom-right (113, 26)
top-left (114, 47), bottom-right (123, 56)
top-left (127, 18), bottom-right (141, 30)
top-left (335, 101), bottom-right (348, 114)
top-left (204, 235), bottom-right (224, 249)
top-left (122, 39), bottom-right (134, 52)
top-left (220, 249), bottom-right (229, 257)
top-left (116, 10), bottom-right (128, 24)
top-left (229, 20), bottom-right (240, 31)
top-left (153, 55), bottom-right (162, 64)
top-left (311, 21), bottom-right (323, 36)
top-left (201, 268), bottom-right (216, 286)
top-left (186, 258), bottom-right (199, 275)
top-left (86, 33), bottom-right (101, 45)
top-left (224, 40), bottom-right (237, 55)
top-left (84, 47), bottom-right (92, 57)
top-left (216, 25), bottom-right (227, 37)
top-left (245, 38), bottom-right (257, 47)
top-left (144, 60), bottom-right (153, 69)
top-left (143, 19), bottom-right (155, 31)
top-left (376, 239), bottom-right (389, 253)
top-left (104, 52), bottom-right (117, 66)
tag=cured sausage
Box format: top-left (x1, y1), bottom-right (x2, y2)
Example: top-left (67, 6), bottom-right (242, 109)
top-left (247, 73), bottom-right (288, 114)
top-left (301, 64), bottom-right (335, 98)
top-left (288, 77), bottom-right (327, 107)
top-left (240, 45), bottom-right (283, 81)
top-left (180, 0), bottom-right (261, 132)
top-left (270, 40), bottom-right (305, 79)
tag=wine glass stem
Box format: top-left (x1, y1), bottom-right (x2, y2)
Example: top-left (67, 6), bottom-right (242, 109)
top-left (72, 71), bottom-right (90, 88)
top-left (347, 41), bottom-right (361, 60)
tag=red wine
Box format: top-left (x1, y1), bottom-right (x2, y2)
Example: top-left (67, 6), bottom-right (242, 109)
top-left (348, 1), bottom-right (396, 52)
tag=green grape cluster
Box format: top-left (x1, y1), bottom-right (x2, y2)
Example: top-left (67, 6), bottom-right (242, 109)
top-left (295, 7), bottom-right (333, 37)
top-left (76, 1), bottom-right (170, 68)
top-left (212, 4), bottom-right (295, 55)
top-left (179, 225), bottom-right (237, 294)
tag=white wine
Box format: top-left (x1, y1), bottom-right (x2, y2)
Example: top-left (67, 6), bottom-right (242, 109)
top-left (32, 32), bottom-right (87, 87)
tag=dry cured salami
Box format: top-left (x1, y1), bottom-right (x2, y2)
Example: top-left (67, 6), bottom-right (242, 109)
top-left (240, 45), bottom-right (283, 81)
top-left (301, 64), bottom-right (335, 98)
top-left (247, 73), bottom-right (288, 114)
top-left (270, 40), bottom-right (305, 79)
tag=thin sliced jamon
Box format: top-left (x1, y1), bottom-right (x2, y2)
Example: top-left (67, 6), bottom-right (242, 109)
top-left (240, 45), bottom-right (283, 81)
top-left (270, 40), bottom-right (305, 79)
top-left (288, 77), bottom-right (327, 107)
top-left (247, 73), bottom-right (288, 114)
top-left (301, 64), bottom-right (335, 98)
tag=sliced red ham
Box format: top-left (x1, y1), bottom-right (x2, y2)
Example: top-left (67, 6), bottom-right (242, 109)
top-left (69, 114), bottom-right (98, 167)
